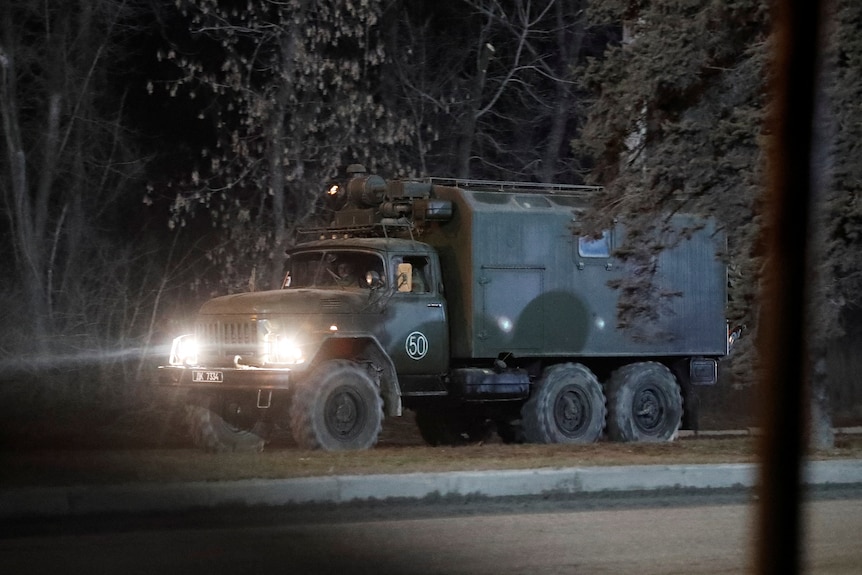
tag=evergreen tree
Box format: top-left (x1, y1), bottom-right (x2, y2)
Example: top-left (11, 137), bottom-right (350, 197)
top-left (579, 0), bottom-right (862, 444)
top-left (805, 0), bottom-right (862, 447)
top-left (819, 0), bottom-right (862, 342)
top-left (577, 0), bottom-right (769, 379)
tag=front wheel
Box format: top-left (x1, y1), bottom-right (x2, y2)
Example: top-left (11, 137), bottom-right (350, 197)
top-left (289, 360), bottom-right (383, 451)
top-left (186, 392), bottom-right (268, 453)
top-left (521, 363), bottom-right (606, 444)
top-left (606, 362), bottom-right (682, 442)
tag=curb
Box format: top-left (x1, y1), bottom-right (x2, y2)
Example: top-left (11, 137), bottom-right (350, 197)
top-left (3, 460), bottom-right (862, 520)
top-left (677, 426), bottom-right (862, 438)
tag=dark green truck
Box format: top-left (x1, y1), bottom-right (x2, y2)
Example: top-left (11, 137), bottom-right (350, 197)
top-left (158, 167), bottom-right (728, 451)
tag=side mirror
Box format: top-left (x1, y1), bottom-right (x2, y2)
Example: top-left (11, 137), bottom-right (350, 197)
top-left (365, 270), bottom-right (384, 290)
top-left (396, 263), bottom-right (413, 293)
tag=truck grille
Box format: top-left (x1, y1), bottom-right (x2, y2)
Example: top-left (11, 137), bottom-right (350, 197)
top-left (320, 297), bottom-right (343, 311)
top-left (196, 320), bottom-right (259, 364)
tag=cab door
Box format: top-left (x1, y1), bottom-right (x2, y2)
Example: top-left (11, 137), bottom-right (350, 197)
top-left (385, 254), bottom-right (449, 376)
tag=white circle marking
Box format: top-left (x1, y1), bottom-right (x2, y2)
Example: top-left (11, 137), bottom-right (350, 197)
top-left (405, 331), bottom-right (429, 360)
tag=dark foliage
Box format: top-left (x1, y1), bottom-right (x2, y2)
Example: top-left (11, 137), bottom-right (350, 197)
top-left (575, 0), bottom-right (769, 383)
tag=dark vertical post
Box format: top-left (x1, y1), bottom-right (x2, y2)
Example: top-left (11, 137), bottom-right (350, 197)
top-left (755, 2), bottom-right (823, 574)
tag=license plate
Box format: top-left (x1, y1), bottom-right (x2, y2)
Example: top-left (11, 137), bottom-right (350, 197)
top-left (192, 370), bottom-right (224, 383)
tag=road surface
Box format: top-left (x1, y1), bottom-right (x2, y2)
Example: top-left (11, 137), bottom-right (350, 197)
top-left (2, 489), bottom-right (861, 574)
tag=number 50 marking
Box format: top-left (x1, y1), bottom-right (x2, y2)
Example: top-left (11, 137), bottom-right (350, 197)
top-left (405, 331), bottom-right (429, 360)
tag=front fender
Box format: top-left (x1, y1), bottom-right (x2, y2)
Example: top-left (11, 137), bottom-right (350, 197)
top-left (308, 335), bottom-right (402, 417)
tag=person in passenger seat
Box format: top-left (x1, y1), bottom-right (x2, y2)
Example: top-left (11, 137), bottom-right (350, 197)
top-left (411, 266), bottom-right (427, 293)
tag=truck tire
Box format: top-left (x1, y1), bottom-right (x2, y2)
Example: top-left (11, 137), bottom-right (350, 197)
top-left (414, 408), bottom-right (493, 446)
top-left (521, 363), bottom-right (606, 443)
top-left (186, 393), bottom-right (267, 453)
top-left (606, 362), bottom-right (682, 442)
top-left (289, 360), bottom-right (383, 451)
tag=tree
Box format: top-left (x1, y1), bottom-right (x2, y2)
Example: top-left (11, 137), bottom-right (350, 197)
top-left (578, 0), bottom-right (862, 448)
top-left (806, 0), bottom-right (862, 447)
top-left (0, 0), bottom-right (148, 352)
top-left (388, 0), bottom-right (596, 182)
top-left (465, 0), bottom-right (594, 183)
top-left (159, 0), bottom-right (415, 291)
top-left (576, 0), bottom-right (768, 365)
top-left (817, 0), bottom-right (862, 360)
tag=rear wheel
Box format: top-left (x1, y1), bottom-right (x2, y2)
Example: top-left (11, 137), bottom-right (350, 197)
top-left (289, 360), bottom-right (383, 451)
top-left (521, 363), bottom-right (606, 444)
top-left (606, 362), bottom-right (682, 442)
top-left (186, 392), bottom-right (268, 453)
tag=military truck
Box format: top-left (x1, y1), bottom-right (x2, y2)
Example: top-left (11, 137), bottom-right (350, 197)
top-left (158, 166), bottom-right (727, 452)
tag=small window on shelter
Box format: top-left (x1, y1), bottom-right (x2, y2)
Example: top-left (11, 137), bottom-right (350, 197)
top-left (578, 230), bottom-right (612, 258)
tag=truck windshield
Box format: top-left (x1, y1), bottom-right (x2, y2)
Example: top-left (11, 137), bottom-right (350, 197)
top-left (284, 251), bottom-right (385, 289)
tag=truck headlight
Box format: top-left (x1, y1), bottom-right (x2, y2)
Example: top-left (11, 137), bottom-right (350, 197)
top-left (169, 334), bottom-right (198, 366)
top-left (264, 334), bottom-right (305, 365)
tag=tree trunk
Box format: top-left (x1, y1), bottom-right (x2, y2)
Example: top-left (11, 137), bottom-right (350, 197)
top-left (267, 30), bottom-right (298, 290)
top-left (1, 10), bottom-right (51, 347)
top-left (457, 41), bottom-right (494, 178)
top-left (808, 347), bottom-right (835, 449)
top-left (540, 2), bottom-right (586, 184)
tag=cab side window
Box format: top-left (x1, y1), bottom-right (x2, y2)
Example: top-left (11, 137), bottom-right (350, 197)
top-left (395, 256), bottom-right (431, 294)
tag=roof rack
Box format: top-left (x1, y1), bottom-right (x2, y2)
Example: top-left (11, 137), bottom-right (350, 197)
top-left (298, 219), bottom-right (415, 241)
top-left (425, 177), bottom-right (602, 196)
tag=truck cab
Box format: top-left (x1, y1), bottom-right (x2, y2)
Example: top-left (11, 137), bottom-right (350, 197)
top-left (282, 238), bottom-right (450, 381)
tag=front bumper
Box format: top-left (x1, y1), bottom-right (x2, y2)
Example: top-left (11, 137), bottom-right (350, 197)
top-left (156, 365), bottom-right (293, 390)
